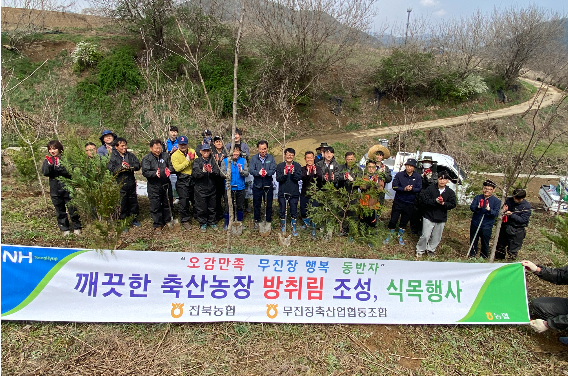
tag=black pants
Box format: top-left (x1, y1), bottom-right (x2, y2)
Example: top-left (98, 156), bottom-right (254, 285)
top-left (51, 193), bottom-right (81, 231)
top-left (387, 199), bottom-right (415, 230)
top-left (530, 297), bottom-right (568, 330)
top-left (300, 195), bottom-right (315, 218)
top-left (215, 178), bottom-right (226, 221)
top-left (278, 194), bottom-right (299, 220)
top-left (410, 206), bottom-right (423, 234)
top-left (195, 192), bottom-right (216, 226)
top-left (119, 185), bottom-right (139, 220)
top-left (495, 224), bottom-right (526, 259)
top-left (360, 210), bottom-right (378, 228)
top-left (468, 224), bottom-right (493, 258)
top-left (224, 188), bottom-right (245, 217)
top-left (253, 186), bottom-right (273, 222)
top-left (148, 182), bottom-right (173, 228)
top-left (176, 176), bottom-right (194, 223)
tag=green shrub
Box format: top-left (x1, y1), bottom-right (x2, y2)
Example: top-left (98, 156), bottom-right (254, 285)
top-left (97, 46), bottom-right (143, 93)
top-left (12, 139), bottom-right (45, 186)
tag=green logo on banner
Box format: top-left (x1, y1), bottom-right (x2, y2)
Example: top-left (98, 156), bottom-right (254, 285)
top-left (458, 263), bottom-right (529, 323)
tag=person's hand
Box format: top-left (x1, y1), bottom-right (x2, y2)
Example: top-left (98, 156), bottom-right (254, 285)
top-left (290, 165), bottom-right (294, 174)
top-left (479, 198), bottom-right (484, 208)
top-left (53, 156), bottom-right (60, 166)
top-left (380, 165), bottom-right (385, 172)
top-left (238, 163), bottom-right (242, 172)
top-left (436, 196), bottom-right (444, 204)
top-left (156, 168), bottom-right (160, 178)
top-left (205, 164), bottom-right (212, 173)
top-left (122, 161), bottom-right (130, 168)
top-left (260, 168), bottom-right (266, 177)
top-left (522, 261), bottom-right (539, 273)
top-left (106, 145), bottom-right (112, 152)
top-left (405, 185), bottom-right (413, 191)
top-left (46, 155), bottom-right (54, 165)
top-left (188, 152), bottom-right (195, 160)
top-left (485, 202), bottom-right (490, 211)
top-left (171, 146), bottom-right (178, 153)
top-left (530, 319), bottom-right (549, 333)
top-left (324, 173), bottom-right (329, 181)
top-left (164, 167), bottom-right (171, 177)
top-left (505, 210), bottom-right (512, 216)
top-left (331, 173), bottom-right (334, 181)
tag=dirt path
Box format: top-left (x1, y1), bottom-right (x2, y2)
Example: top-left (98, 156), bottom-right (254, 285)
top-left (285, 78), bottom-right (565, 158)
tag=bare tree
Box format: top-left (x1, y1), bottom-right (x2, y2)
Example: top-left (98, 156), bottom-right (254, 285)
top-left (488, 82), bottom-right (568, 262)
top-left (485, 5), bottom-right (566, 88)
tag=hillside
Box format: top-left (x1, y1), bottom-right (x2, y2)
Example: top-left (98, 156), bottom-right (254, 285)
top-left (1, 7), bottom-right (110, 30)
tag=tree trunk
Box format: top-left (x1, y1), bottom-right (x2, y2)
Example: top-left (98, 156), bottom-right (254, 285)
top-left (225, 1), bottom-right (246, 253)
top-left (489, 184), bottom-right (508, 263)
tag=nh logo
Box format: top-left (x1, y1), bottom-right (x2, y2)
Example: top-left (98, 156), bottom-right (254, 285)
top-left (3, 250), bottom-right (33, 263)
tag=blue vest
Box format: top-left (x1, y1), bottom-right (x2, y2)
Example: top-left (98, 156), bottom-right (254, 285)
top-left (224, 157), bottom-right (246, 190)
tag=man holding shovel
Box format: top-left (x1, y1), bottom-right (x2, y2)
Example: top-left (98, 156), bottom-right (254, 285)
top-left (467, 179), bottom-right (501, 259)
top-left (276, 148), bottom-right (303, 236)
top-left (249, 140), bottom-right (276, 230)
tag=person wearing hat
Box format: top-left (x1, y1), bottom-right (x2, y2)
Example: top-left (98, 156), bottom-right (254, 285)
top-left (107, 137), bottom-right (141, 229)
top-left (384, 158), bottom-right (422, 246)
top-left (467, 179), bottom-right (501, 259)
top-left (196, 129), bottom-right (213, 158)
top-left (171, 136), bottom-right (197, 230)
top-left (192, 142), bottom-right (223, 232)
top-left (521, 260), bottom-right (568, 345)
top-left (225, 128), bottom-right (250, 159)
top-left (410, 156), bottom-right (438, 235)
top-left (494, 188), bottom-right (532, 260)
top-left (142, 139), bottom-right (175, 234)
top-left (97, 130), bottom-right (117, 157)
top-left (249, 140), bottom-right (276, 229)
top-left (212, 135), bottom-right (229, 222)
top-left (314, 142), bottom-right (329, 163)
top-left (415, 171), bottom-right (456, 258)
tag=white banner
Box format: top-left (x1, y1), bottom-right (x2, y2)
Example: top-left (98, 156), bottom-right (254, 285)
top-left (1, 245), bottom-right (529, 324)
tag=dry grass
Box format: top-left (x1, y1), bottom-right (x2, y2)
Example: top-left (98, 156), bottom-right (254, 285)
top-left (1, 172), bottom-right (568, 375)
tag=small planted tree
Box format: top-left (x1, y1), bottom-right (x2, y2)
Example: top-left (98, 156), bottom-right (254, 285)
top-left (58, 137), bottom-right (128, 250)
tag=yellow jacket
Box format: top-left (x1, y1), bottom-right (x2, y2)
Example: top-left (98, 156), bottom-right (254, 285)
top-left (171, 148), bottom-right (196, 176)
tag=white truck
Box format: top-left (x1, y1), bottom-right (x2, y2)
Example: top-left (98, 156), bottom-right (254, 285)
top-left (538, 177), bottom-right (568, 214)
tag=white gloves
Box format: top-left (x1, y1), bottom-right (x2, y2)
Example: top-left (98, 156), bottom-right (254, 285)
top-left (521, 261), bottom-right (539, 273)
top-left (530, 319), bottom-right (549, 333)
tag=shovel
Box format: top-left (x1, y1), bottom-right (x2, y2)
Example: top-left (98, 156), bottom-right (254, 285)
top-left (165, 184), bottom-right (180, 231)
top-left (230, 189), bottom-right (243, 236)
top-left (278, 193), bottom-right (292, 247)
top-left (259, 186), bottom-right (272, 236)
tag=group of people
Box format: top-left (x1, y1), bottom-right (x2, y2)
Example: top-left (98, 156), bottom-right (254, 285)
top-left (44, 127), bottom-right (532, 263)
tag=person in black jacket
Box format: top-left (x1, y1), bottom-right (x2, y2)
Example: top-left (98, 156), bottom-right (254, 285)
top-left (300, 151), bottom-right (317, 232)
top-left (107, 137), bottom-right (141, 228)
top-left (42, 140), bottom-right (81, 236)
top-left (141, 139), bottom-right (174, 234)
top-left (415, 171), bottom-right (456, 258)
top-left (212, 135), bottom-right (228, 222)
top-left (249, 140), bottom-right (276, 229)
top-left (192, 143), bottom-right (222, 232)
top-left (522, 261), bottom-right (568, 344)
top-left (276, 148), bottom-right (303, 236)
top-left (495, 189), bottom-right (532, 260)
top-left (315, 146), bottom-right (341, 189)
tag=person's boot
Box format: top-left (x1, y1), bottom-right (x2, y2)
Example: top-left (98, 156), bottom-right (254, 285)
top-left (237, 211), bottom-right (244, 222)
top-left (280, 219), bottom-right (286, 233)
top-left (311, 222), bottom-right (317, 238)
top-left (302, 217), bottom-right (311, 230)
top-left (383, 229), bottom-right (395, 244)
top-left (397, 228), bottom-right (405, 246)
top-left (291, 219), bottom-right (298, 237)
top-left (253, 221), bottom-right (259, 230)
top-left (224, 214), bottom-right (230, 231)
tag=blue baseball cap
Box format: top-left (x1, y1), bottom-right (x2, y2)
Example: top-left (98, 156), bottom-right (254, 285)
top-left (200, 143), bottom-right (211, 150)
top-left (177, 136), bottom-right (188, 144)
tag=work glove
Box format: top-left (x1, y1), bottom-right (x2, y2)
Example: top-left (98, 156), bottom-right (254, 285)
top-left (486, 202), bottom-right (490, 211)
top-left (530, 319), bottom-right (548, 333)
top-left (238, 163), bottom-right (242, 172)
top-left (371, 175), bottom-right (378, 183)
top-left (437, 196), bottom-right (444, 204)
top-left (324, 173), bottom-right (329, 181)
top-left (522, 261), bottom-right (538, 273)
top-left (122, 161), bottom-right (130, 168)
top-left (284, 165), bottom-right (289, 174)
top-left (290, 165), bottom-right (294, 174)
top-left (164, 167), bottom-right (171, 178)
top-left (46, 155), bottom-right (54, 165)
top-left (189, 152), bottom-right (195, 160)
top-left (502, 215), bottom-right (508, 223)
top-left (54, 156), bottom-right (60, 166)
top-left (204, 164), bottom-right (212, 173)
top-left (260, 168), bottom-right (266, 177)
top-left (479, 198), bottom-right (484, 208)
top-left (156, 168), bottom-right (160, 178)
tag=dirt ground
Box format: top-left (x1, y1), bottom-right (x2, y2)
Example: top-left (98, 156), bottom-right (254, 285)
top-left (1, 7), bottom-right (110, 30)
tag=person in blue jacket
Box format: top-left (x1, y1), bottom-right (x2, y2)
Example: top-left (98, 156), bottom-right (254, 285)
top-left (97, 130), bottom-right (117, 157)
top-left (384, 158), bottom-right (422, 246)
top-left (249, 140), bottom-right (276, 229)
top-left (468, 179), bottom-right (501, 259)
top-left (275, 147), bottom-right (303, 236)
top-left (221, 144), bottom-right (249, 230)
